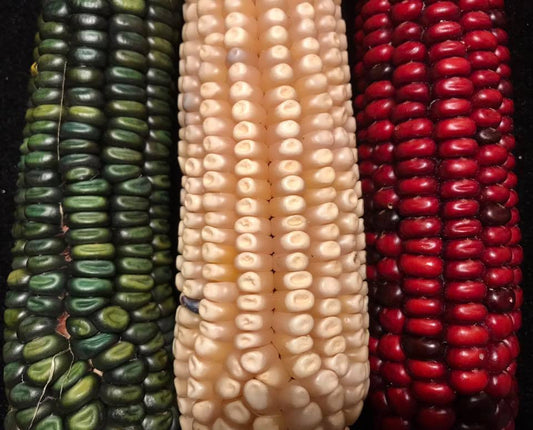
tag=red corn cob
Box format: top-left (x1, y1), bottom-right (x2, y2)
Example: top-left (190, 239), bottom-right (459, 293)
top-left (352, 1), bottom-right (521, 429)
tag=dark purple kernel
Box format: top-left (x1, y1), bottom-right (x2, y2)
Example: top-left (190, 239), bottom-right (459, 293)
top-left (486, 288), bottom-right (515, 313)
top-left (490, 400), bottom-right (514, 430)
top-left (490, 11), bottom-right (507, 28)
top-left (401, 336), bottom-right (444, 359)
top-left (374, 209), bottom-right (400, 231)
top-left (370, 319), bottom-right (385, 338)
top-left (480, 202), bottom-right (511, 226)
top-left (377, 282), bottom-right (404, 307)
top-left (476, 128), bottom-right (502, 145)
top-left (180, 295), bottom-right (200, 314)
top-left (367, 64), bottom-right (394, 82)
top-left (367, 247), bottom-right (382, 264)
top-left (456, 392), bottom-right (496, 424)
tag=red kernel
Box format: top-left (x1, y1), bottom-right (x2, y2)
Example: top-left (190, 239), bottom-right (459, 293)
top-left (446, 325), bottom-right (489, 346)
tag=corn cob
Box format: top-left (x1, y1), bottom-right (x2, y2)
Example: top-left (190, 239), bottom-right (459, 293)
top-left (352, 1), bottom-right (521, 429)
top-left (4, 2), bottom-right (72, 428)
top-left (3, 0), bottom-right (179, 428)
top-left (174, 0), bottom-right (369, 428)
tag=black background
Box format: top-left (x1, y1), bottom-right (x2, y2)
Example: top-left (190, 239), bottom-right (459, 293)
top-left (0, 1), bottom-right (531, 428)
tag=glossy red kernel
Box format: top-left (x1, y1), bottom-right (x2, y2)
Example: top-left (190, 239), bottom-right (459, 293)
top-left (378, 334), bottom-right (406, 362)
top-left (360, 0), bottom-right (390, 18)
top-left (379, 308), bottom-right (405, 334)
top-left (441, 179), bottom-right (480, 198)
top-left (447, 346), bottom-right (487, 370)
top-left (446, 325), bottom-right (489, 346)
top-left (481, 184), bottom-right (511, 203)
top-left (399, 218), bottom-right (442, 238)
top-left (472, 108), bottom-right (502, 127)
top-left (499, 98), bottom-right (514, 116)
top-left (366, 81), bottom-right (395, 100)
top-left (398, 197), bottom-right (439, 216)
top-left (396, 138), bottom-right (436, 159)
top-left (367, 120), bottom-right (395, 142)
top-left (433, 57), bottom-right (472, 79)
top-left (468, 50), bottom-right (500, 70)
top-left (363, 29), bottom-right (392, 48)
top-left (423, 2), bottom-right (460, 24)
top-left (487, 341), bottom-right (512, 372)
top-left (429, 40), bottom-right (466, 62)
top-left (446, 303), bottom-right (487, 322)
top-left (372, 164), bottom-right (395, 187)
top-left (375, 233), bottom-right (402, 257)
top-left (395, 119), bottom-right (434, 141)
top-left (460, 0), bottom-right (491, 11)
top-left (404, 238), bottom-right (443, 255)
top-left (362, 13), bottom-right (391, 33)
top-left (393, 41), bottom-right (426, 65)
top-left (377, 258), bottom-right (401, 281)
top-left (398, 177), bottom-right (438, 195)
top-left (373, 142), bottom-right (394, 163)
top-left (400, 255), bottom-right (443, 278)
top-left (373, 188), bottom-right (400, 209)
top-left (482, 226), bottom-right (512, 246)
top-left (393, 62), bottom-right (428, 85)
top-left (425, 21), bottom-right (463, 43)
top-left (365, 98), bottom-right (394, 120)
top-left (386, 387), bottom-right (417, 418)
top-left (450, 370), bottom-right (489, 394)
top-left (484, 267), bottom-right (514, 287)
top-left (461, 11), bottom-right (493, 31)
top-left (434, 77), bottom-right (474, 98)
top-left (477, 145), bottom-right (509, 166)
top-left (504, 334), bottom-right (520, 358)
top-left (407, 359), bottom-right (446, 379)
top-left (412, 382), bottom-right (455, 405)
top-left (478, 166), bottom-right (508, 185)
top-left (445, 281), bottom-right (486, 302)
top-left (464, 30), bottom-right (498, 51)
top-left (444, 239), bottom-right (484, 260)
top-left (439, 159), bottom-right (478, 179)
top-left (445, 259), bottom-right (484, 280)
top-left (392, 22), bottom-right (423, 45)
top-left (431, 98), bottom-right (472, 118)
top-left (392, 101), bottom-right (427, 122)
top-left (435, 117), bottom-right (477, 139)
top-left (396, 158), bottom-right (436, 177)
top-left (405, 318), bottom-right (443, 337)
top-left (502, 171), bottom-right (518, 189)
top-left (443, 219), bottom-right (482, 238)
top-left (485, 314), bottom-right (514, 340)
top-left (485, 372), bottom-right (513, 398)
top-left (404, 297), bottom-right (443, 317)
top-left (391, 1), bottom-right (423, 23)
top-left (438, 138), bottom-right (478, 158)
top-left (381, 361), bottom-right (411, 386)
top-left (471, 69), bottom-right (501, 88)
top-left (364, 45), bottom-right (394, 67)
top-left (403, 278), bottom-right (442, 296)
top-left (442, 199), bottom-right (479, 218)
top-left (396, 82), bottom-right (431, 103)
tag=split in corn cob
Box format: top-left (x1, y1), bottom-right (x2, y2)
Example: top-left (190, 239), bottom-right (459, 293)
top-left (3, 0), bottom-right (179, 428)
top-left (352, 0), bottom-right (521, 429)
top-left (174, 0), bottom-right (369, 428)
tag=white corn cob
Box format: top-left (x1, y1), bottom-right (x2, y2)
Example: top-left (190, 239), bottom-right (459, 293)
top-left (174, 0), bottom-right (369, 429)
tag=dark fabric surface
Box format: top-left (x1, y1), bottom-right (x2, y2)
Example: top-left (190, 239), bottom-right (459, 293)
top-left (0, 1), bottom-right (531, 428)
